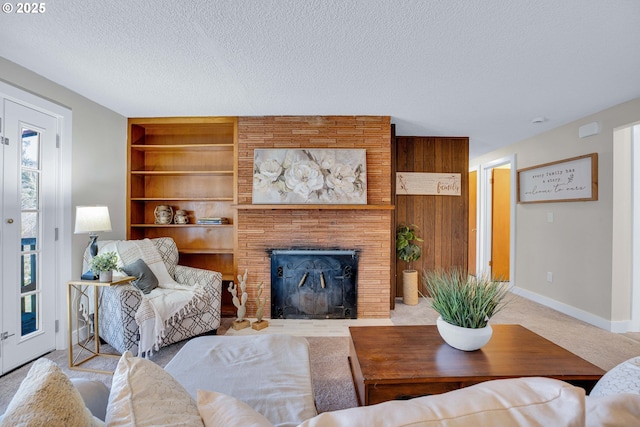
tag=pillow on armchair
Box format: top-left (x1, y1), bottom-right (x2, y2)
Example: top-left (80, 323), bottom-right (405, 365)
top-left (122, 258), bottom-right (159, 294)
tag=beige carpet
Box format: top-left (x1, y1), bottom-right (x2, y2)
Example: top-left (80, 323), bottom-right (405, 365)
top-left (2, 295), bottom-right (640, 416)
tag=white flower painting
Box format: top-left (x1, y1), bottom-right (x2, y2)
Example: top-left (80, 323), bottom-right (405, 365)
top-left (252, 149), bottom-right (367, 204)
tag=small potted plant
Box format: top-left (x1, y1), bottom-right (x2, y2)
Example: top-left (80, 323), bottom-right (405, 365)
top-left (422, 268), bottom-right (510, 351)
top-left (396, 223), bottom-right (423, 305)
top-left (89, 251), bottom-right (121, 282)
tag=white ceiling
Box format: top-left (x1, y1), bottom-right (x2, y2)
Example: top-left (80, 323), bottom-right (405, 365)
top-left (1, 0), bottom-right (639, 158)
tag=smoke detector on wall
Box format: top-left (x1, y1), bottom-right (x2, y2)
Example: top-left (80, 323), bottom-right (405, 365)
top-left (531, 116), bottom-right (547, 124)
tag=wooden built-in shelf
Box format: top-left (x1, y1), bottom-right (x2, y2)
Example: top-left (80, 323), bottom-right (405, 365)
top-left (178, 248), bottom-right (234, 255)
top-left (127, 117), bottom-right (238, 317)
top-left (234, 204), bottom-right (395, 210)
top-left (130, 170), bottom-right (234, 176)
top-left (130, 224), bottom-right (233, 228)
top-left (131, 197), bottom-right (234, 202)
top-left (131, 144), bottom-right (234, 152)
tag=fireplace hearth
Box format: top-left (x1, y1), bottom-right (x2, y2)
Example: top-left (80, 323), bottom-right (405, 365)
top-left (270, 249), bottom-right (358, 319)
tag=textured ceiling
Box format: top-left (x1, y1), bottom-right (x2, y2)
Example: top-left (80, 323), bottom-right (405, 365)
top-left (1, 0), bottom-right (639, 158)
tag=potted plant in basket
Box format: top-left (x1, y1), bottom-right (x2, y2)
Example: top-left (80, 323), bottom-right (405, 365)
top-left (89, 251), bottom-right (121, 282)
top-left (396, 223), bottom-right (423, 305)
top-left (422, 268), bottom-right (510, 351)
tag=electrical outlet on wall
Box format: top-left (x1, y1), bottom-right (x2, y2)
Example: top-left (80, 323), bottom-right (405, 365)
top-left (546, 272), bottom-right (553, 283)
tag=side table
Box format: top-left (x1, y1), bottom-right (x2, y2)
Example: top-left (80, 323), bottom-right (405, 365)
top-left (67, 276), bottom-right (135, 373)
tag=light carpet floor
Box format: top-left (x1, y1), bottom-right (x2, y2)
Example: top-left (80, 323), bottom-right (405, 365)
top-left (2, 294), bottom-right (640, 415)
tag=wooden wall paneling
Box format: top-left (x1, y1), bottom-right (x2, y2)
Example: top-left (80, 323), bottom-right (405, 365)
top-left (394, 137), bottom-right (469, 296)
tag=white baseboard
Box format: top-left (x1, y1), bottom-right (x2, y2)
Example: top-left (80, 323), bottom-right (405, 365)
top-left (512, 287), bottom-right (631, 333)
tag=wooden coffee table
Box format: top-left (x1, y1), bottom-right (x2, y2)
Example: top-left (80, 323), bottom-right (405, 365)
top-left (348, 325), bottom-right (605, 406)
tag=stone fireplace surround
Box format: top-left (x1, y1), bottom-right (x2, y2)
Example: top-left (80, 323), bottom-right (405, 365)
top-left (235, 116), bottom-right (393, 319)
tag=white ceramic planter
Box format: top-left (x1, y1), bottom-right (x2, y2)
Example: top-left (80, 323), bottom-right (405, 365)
top-left (99, 270), bottom-right (113, 283)
top-left (436, 316), bottom-right (493, 351)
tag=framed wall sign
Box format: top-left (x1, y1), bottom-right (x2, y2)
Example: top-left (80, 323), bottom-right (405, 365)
top-left (517, 153), bottom-right (598, 203)
top-left (396, 172), bottom-right (461, 196)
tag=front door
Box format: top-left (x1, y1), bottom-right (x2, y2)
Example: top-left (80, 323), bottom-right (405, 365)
top-left (1, 99), bottom-right (58, 374)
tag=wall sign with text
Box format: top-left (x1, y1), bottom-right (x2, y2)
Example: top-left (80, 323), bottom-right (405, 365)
top-left (517, 153), bottom-right (598, 204)
top-left (396, 172), bottom-right (461, 196)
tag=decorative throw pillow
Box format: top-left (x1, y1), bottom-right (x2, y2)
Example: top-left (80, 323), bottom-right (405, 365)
top-left (197, 390), bottom-right (274, 427)
top-left (2, 358), bottom-right (102, 427)
top-left (590, 356), bottom-right (640, 396)
top-left (122, 258), bottom-right (159, 294)
top-left (106, 351), bottom-right (204, 427)
top-left (298, 377), bottom-right (584, 427)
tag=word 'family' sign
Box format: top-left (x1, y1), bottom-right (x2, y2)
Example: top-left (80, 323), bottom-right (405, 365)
top-left (396, 172), bottom-right (461, 196)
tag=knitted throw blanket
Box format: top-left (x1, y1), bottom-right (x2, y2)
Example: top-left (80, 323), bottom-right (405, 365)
top-left (104, 239), bottom-right (205, 357)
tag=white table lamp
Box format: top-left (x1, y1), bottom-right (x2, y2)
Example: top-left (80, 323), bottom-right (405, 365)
top-left (75, 206), bottom-right (112, 279)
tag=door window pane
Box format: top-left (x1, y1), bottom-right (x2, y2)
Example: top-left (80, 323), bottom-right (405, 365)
top-left (21, 252), bottom-right (37, 290)
top-left (21, 170), bottom-right (39, 210)
top-left (21, 129), bottom-right (40, 168)
top-left (21, 294), bottom-right (38, 336)
top-left (21, 212), bottom-right (38, 241)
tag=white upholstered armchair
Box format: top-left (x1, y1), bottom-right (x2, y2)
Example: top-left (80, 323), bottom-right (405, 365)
top-left (82, 237), bottom-right (222, 355)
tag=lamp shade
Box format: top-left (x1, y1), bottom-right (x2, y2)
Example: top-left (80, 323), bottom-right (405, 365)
top-left (74, 206), bottom-right (112, 234)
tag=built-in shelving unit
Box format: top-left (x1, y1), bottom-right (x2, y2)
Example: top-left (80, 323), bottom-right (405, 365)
top-left (234, 204), bottom-right (394, 210)
top-left (127, 117), bottom-right (238, 284)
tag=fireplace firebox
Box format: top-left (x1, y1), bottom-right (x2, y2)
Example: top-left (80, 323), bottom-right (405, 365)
top-left (269, 249), bottom-right (358, 319)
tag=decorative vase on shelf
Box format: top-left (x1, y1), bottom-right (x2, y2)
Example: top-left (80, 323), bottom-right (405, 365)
top-left (154, 205), bottom-right (173, 224)
top-left (99, 270), bottom-right (113, 283)
top-left (174, 209), bottom-right (189, 224)
top-left (436, 316), bottom-right (493, 352)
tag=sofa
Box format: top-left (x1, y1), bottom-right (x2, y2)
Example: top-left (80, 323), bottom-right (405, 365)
top-left (3, 332), bottom-right (640, 426)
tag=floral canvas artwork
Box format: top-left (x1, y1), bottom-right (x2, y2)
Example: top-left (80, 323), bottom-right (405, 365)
top-left (252, 149), bottom-right (367, 204)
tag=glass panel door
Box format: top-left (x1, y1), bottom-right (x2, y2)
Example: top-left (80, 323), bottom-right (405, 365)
top-left (1, 99), bottom-right (57, 374)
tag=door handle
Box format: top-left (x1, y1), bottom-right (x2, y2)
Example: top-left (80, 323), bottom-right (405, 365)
top-left (6, 218), bottom-right (14, 224)
top-left (1, 331), bottom-right (15, 340)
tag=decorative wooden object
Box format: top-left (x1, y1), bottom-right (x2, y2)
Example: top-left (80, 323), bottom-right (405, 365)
top-left (229, 269), bottom-right (250, 330)
top-left (126, 117), bottom-right (238, 315)
top-left (252, 281), bottom-right (268, 330)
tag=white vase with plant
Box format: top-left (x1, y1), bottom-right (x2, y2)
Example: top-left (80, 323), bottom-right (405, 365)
top-left (422, 268), bottom-right (510, 351)
top-left (396, 223), bottom-right (423, 305)
top-left (89, 251), bottom-right (121, 282)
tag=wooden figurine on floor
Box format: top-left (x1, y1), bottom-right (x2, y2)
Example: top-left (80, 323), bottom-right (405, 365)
top-left (252, 281), bottom-right (269, 330)
top-left (229, 269), bottom-right (250, 330)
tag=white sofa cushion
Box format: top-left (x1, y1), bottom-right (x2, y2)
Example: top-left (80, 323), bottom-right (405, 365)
top-left (197, 389), bottom-right (274, 427)
top-left (298, 377), bottom-right (585, 427)
top-left (586, 394), bottom-right (640, 426)
top-left (165, 335), bottom-right (317, 427)
top-left (2, 358), bottom-right (102, 427)
top-left (106, 351), bottom-right (204, 427)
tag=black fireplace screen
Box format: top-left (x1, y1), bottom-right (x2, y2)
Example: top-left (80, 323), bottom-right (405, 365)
top-left (270, 249), bottom-right (358, 319)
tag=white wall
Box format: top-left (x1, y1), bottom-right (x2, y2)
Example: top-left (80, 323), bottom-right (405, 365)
top-left (471, 98), bottom-right (640, 329)
top-left (0, 57), bottom-right (127, 279)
